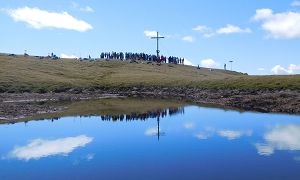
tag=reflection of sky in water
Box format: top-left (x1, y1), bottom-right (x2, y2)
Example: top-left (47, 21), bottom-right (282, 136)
top-left (255, 124), bottom-right (300, 156)
top-left (0, 105), bottom-right (300, 180)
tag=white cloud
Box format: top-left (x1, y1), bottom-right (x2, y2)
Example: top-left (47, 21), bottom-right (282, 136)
top-left (270, 64), bottom-right (300, 75)
top-left (253, 9), bottom-right (273, 20)
top-left (289, 64), bottom-right (300, 71)
top-left (216, 24), bottom-right (251, 34)
top-left (193, 25), bottom-right (215, 38)
top-left (184, 58), bottom-right (194, 66)
top-left (72, 2), bottom-right (94, 13)
top-left (184, 122), bottom-right (195, 129)
top-left (258, 68), bottom-right (265, 71)
top-left (291, 1), bottom-right (300, 7)
top-left (193, 25), bottom-right (211, 33)
top-left (255, 124), bottom-right (300, 156)
top-left (8, 135), bottom-right (93, 161)
top-left (7, 7), bottom-right (93, 32)
top-left (182, 36), bottom-right (195, 43)
top-left (253, 8), bottom-right (300, 39)
top-left (201, 58), bottom-right (219, 68)
top-left (144, 30), bottom-right (160, 38)
top-left (193, 24), bottom-right (251, 38)
top-left (80, 6), bottom-right (94, 13)
top-left (145, 127), bottom-right (158, 136)
top-left (61, 53), bottom-right (78, 59)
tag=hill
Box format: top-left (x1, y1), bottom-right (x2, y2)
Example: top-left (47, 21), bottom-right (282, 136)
top-left (0, 53), bottom-right (299, 93)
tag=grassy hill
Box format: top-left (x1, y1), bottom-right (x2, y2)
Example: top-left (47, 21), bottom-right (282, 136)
top-left (0, 54), bottom-right (299, 93)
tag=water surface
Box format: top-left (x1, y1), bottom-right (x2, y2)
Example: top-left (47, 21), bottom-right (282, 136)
top-left (0, 99), bottom-right (300, 180)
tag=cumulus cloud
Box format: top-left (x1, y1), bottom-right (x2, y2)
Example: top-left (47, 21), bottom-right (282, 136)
top-left (184, 58), bottom-right (194, 66)
top-left (201, 59), bottom-right (219, 68)
top-left (253, 9), bottom-right (273, 20)
top-left (253, 8), bottom-right (300, 39)
top-left (255, 124), bottom-right (300, 156)
top-left (291, 1), bottom-right (300, 7)
top-left (271, 65), bottom-right (292, 75)
top-left (6, 7), bottom-right (93, 32)
top-left (182, 36), bottom-right (195, 43)
top-left (8, 135), bottom-right (93, 161)
top-left (289, 64), bottom-right (300, 71)
top-left (271, 64), bottom-right (300, 74)
top-left (193, 24), bottom-right (251, 38)
top-left (144, 30), bottom-right (160, 38)
top-left (193, 25), bottom-right (211, 33)
top-left (61, 53), bottom-right (78, 59)
top-left (216, 24), bottom-right (251, 34)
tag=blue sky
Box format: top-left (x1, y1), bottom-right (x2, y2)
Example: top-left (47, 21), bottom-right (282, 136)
top-left (0, 0), bottom-right (300, 75)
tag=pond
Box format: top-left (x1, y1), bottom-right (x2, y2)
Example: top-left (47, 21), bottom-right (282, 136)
top-left (0, 99), bottom-right (300, 180)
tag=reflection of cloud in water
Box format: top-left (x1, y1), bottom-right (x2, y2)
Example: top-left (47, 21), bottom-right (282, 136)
top-left (9, 135), bottom-right (93, 161)
top-left (294, 156), bottom-right (300, 162)
top-left (145, 127), bottom-right (158, 136)
top-left (218, 130), bottom-right (252, 140)
top-left (195, 128), bottom-right (252, 141)
top-left (256, 124), bottom-right (300, 156)
top-left (86, 153), bottom-right (95, 161)
top-left (195, 132), bottom-right (211, 140)
top-left (184, 122), bottom-right (195, 129)
top-left (255, 144), bottom-right (274, 156)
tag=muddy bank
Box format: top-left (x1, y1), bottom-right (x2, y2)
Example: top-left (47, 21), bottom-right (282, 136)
top-left (0, 88), bottom-right (299, 121)
top-left (126, 88), bottom-right (299, 114)
top-left (0, 94), bottom-right (125, 120)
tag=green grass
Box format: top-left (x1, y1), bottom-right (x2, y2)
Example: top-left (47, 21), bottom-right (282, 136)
top-left (0, 54), bottom-right (299, 92)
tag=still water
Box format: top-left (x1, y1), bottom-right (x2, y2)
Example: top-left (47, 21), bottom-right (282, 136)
top-left (0, 100), bottom-right (300, 180)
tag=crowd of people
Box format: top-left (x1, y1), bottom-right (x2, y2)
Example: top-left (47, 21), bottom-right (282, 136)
top-left (99, 52), bottom-right (185, 64)
top-left (11, 51), bottom-right (185, 65)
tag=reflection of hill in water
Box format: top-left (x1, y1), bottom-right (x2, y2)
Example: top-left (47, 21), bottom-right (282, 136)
top-left (46, 107), bottom-right (184, 123)
top-left (7, 98), bottom-right (187, 124)
top-left (100, 107), bottom-right (184, 121)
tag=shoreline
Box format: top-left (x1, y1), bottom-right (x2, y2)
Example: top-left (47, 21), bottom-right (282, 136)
top-left (1, 88), bottom-right (299, 121)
